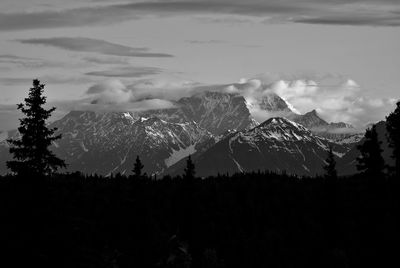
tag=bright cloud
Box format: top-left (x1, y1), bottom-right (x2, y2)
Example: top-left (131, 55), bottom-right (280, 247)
top-left (262, 77), bottom-right (396, 128)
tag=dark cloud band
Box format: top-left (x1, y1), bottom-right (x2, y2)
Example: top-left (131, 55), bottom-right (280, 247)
top-left (0, 0), bottom-right (399, 30)
top-left (85, 66), bottom-right (163, 78)
top-left (17, 37), bottom-right (173, 58)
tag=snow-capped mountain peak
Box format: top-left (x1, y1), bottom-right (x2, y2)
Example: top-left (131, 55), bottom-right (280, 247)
top-left (259, 92), bottom-right (292, 112)
top-left (256, 117), bottom-right (311, 137)
top-left (166, 115), bottom-right (344, 177)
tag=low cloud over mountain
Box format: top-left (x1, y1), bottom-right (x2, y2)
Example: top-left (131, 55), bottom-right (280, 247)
top-left (52, 74), bottom-right (398, 130)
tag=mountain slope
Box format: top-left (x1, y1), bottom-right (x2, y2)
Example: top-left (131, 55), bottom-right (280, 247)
top-left (258, 91), bottom-right (294, 114)
top-left (142, 91), bottom-right (256, 135)
top-left (0, 111), bottom-right (215, 176)
top-left (290, 110), bottom-right (359, 140)
top-left (253, 92), bottom-right (358, 141)
top-left (166, 117), bottom-right (347, 177)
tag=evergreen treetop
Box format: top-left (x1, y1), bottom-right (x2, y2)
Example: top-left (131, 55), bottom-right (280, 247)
top-left (386, 101), bottom-right (400, 176)
top-left (133, 155), bottom-right (144, 177)
top-left (324, 146), bottom-right (337, 181)
top-left (356, 124), bottom-right (385, 177)
top-left (7, 79), bottom-right (66, 176)
top-left (184, 155), bottom-right (195, 180)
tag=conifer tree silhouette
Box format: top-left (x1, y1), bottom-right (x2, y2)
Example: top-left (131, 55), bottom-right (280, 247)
top-left (386, 101), bottom-right (400, 177)
top-left (133, 155), bottom-right (144, 177)
top-left (184, 155), bottom-right (195, 180)
top-left (324, 146), bottom-right (337, 181)
top-left (7, 79), bottom-right (65, 177)
top-left (357, 124), bottom-right (385, 178)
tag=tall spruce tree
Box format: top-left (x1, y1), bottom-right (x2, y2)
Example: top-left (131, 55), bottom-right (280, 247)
top-left (7, 79), bottom-right (65, 177)
top-left (184, 155), bottom-right (195, 180)
top-left (324, 146), bottom-right (337, 181)
top-left (386, 101), bottom-right (400, 177)
top-left (356, 124), bottom-right (385, 178)
top-left (133, 155), bottom-right (144, 177)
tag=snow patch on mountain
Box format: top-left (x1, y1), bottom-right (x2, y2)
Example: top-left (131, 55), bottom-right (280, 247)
top-left (80, 142), bottom-right (89, 152)
top-left (231, 156), bottom-right (244, 173)
top-left (123, 112), bottom-right (134, 120)
top-left (165, 144), bottom-right (197, 167)
top-left (281, 97), bottom-right (301, 114)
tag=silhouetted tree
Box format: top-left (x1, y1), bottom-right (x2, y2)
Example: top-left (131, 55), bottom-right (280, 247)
top-left (7, 79), bottom-right (65, 177)
top-left (357, 124), bottom-right (385, 178)
top-left (184, 155), bottom-right (195, 180)
top-left (323, 146), bottom-right (337, 181)
top-left (133, 155), bottom-right (144, 177)
top-left (386, 100), bottom-right (400, 177)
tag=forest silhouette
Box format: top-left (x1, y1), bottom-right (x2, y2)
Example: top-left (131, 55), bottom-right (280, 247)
top-left (1, 80), bottom-right (400, 267)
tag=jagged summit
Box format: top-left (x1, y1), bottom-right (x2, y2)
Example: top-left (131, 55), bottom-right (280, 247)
top-left (309, 109), bottom-right (318, 115)
top-left (289, 109), bottom-right (358, 140)
top-left (292, 109), bottom-right (328, 127)
top-left (167, 115), bottom-right (343, 177)
top-left (260, 117), bottom-right (303, 127)
top-left (145, 91), bottom-right (254, 135)
top-left (246, 117), bottom-right (316, 145)
top-left (259, 92), bottom-right (293, 113)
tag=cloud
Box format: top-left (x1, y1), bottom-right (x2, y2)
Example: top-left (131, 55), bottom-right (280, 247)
top-left (54, 98), bottom-right (176, 114)
top-left (83, 79), bottom-right (177, 109)
top-left (295, 13), bottom-right (400, 27)
top-left (42, 79), bottom-right (178, 114)
top-left (0, 4), bottom-right (136, 31)
top-left (17, 37), bottom-right (173, 58)
top-left (261, 77), bottom-right (397, 128)
top-left (86, 80), bottom-right (133, 104)
top-left (85, 66), bottom-right (162, 77)
top-left (76, 77), bottom-right (204, 112)
top-left (126, 78), bottom-right (203, 101)
top-left (156, 75), bottom-right (397, 129)
top-left (82, 56), bottom-right (129, 65)
top-left (0, 0), bottom-right (399, 31)
top-left (0, 78), bottom-right (33, 86)
top-left (0, 54), bottom-right (66, 69)
top-left (186, 39), bottom-right (227, 44)
top-left (0, 75), bottom-right (94, 86)
top-left (3, 74), bottom-right (396, 131)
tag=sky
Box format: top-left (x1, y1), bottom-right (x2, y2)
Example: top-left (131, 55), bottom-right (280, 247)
top-left (0, 0), bottom-right (399, 131)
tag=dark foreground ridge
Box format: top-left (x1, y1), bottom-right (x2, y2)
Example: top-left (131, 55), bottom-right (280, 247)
top-left (1, 172), bottom-right (399, 268)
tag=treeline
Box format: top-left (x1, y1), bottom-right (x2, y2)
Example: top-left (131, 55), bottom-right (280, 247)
top-left (1, 171), bottom-right (399, 267)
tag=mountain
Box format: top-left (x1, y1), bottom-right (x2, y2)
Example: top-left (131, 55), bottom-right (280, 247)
top-left (142, 91), bottom-right (257, 135)
top-left (291, 110), bottom-right (328, 129)
top-left (290, 109), bottom-right (359, 140)
top-left (258, 91), bottom-right (294, 114)
top-left (166, 117), bottom-right (347, 177)
top-left (0, 91), bottom-right (256, 176)
top-left (0, 90), bottom-right (361, 177)
top-left (253, 92), bottom-right (359, 141)
top-left (0, 111), bottom-right (215, 176)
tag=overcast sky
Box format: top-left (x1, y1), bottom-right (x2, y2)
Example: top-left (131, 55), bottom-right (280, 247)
top-left (0, 0), bottom-right (399, 130)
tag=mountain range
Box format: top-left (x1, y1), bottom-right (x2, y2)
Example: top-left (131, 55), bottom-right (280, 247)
top-left (0, 90), bottom-right (369, 176)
